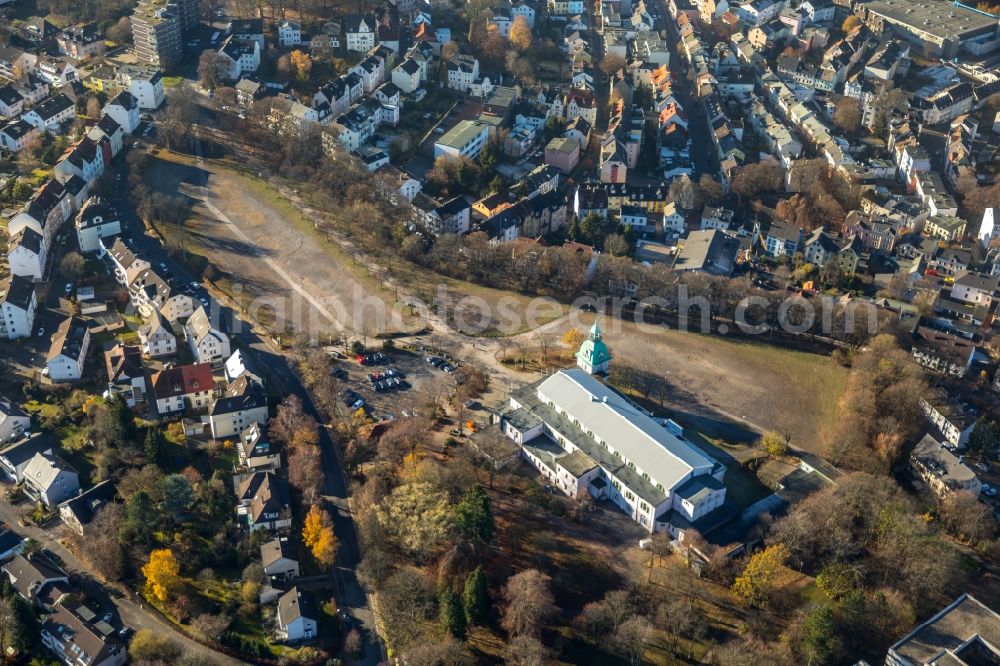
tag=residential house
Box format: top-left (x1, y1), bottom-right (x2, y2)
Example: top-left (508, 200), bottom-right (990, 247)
top-left (910, 434), bottom-right (979, 498)
top-left (0, 119), bottom-right (39, 152)
top-left (920, 398), bottom-right (975, 449)
top-left (21, 94), bottom-right (75, 132)
top-left (391, 58), bottom-right (422, 93)
top-left (138, 310), bottom-right (177, 358)
top-left (238, 422), bottom-right (280, 470)
top-left (545, 136), bottom-right (580, 173)
top-left (75, 197), bottom-right (121, 253)
top-left (349, 55), bottom-right (386, 93)
top-left (56, 24), bottom-right (106, 60)
top-left (235, 78), bottom-right (262, 107)
top-left (344, 14), bottom-right (377, 52)
top-left (88, 115), bottom-right (125, 159)
top-left (115, 64), bottom-right (165, 109)
top-left (951, 271), bottom-right (996, 307)
top-left (22, 453), bottom-right (80, 509)
top-left (105, 238), bottom-right (149, 286)
top-left (911, 326), bottom-right (977, 377)
top-left (276, 587), bottom-right (318, 643)
top-left (149, 363), bottom-right (215, 415)
top-left (0, 397), bottom-right (30, 444)
top-left (102, 91), bottom-right (140, 134)
top-left (278, 20), bottom-right (302, 47)
top-left (0, 275), bottom-right (36, 340)
top-left (54, 137), bottom-right (105, 186)
top-left (229, 18), bottom-right (265, 48)
top-left (0, 435), bottom-right (54, 482)
top-left (765, 221), bottom-right (803, 257)
top-left (35, 56), bottom-right (78, 86)
top-left (103, 342), bottom-right (147, 406)
top-left (234, 471), bottom-right (292, 532)
top-left (58, 480), bottom-right (116, 536)
top-left (0, 85), bottom-right (24, 116)
top-left (262, 536), bottom-right (299, 582)
top-left (128, 267), bottom-right (193, 322)
top-left (208, 376), bottom-right (268, 440)
top-left (2, 553), bottom-right (70, 608)
top-left (924, 214), bottom-right (967, 242)
top-left (218, 37), bottom-right (261, 80)
top-left (42, 601), bottom-right (127, 666)
top-left (46, 317), bottom-right (91, 382)
top-left (446, 54), bottom-right (479, 93)
top-left (185, 306), bottom-right (231, 365)
top-left (7, 227), bottom-right (46, 279)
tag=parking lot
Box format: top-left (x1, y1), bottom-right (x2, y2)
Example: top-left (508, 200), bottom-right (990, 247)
top-left (335, 347), bottom-right (470, 421)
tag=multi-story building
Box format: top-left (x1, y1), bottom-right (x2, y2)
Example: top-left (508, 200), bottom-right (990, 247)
top-left (434, 119), bottom-right (489, 159)
top-left (46, 317), bottom-right (91, 382)
top-left (0, 275), bottom-right (36, 340)
top-left (115, 64), bottom-right (165, 109)
top-left (131, 0), bottom-right (182, 70)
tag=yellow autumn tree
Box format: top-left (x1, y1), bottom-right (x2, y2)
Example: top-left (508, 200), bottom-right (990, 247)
top-left (142, 549), bottom-right (181, 603)
top-left (510, 16), bottom-right (532, 51)
top-left (290, 50), bottom-right (312, 81)
top-left (303, 505), bottom-right (339, 567)
top-left (562, 328), bottom-right (585, 349)
top-left (732, 543), bottom-right (789, 608)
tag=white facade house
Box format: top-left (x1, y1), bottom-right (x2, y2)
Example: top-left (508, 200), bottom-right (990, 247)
top-left (446, 54), bottom-right (479, 93)
top-left (185, 306), bottom-right (231, 365)
top-left (500, 367), bottom-right (727, 535)
top-left (116, 64), bottom-right (165, 109)
top-left (391, 58), bottom-right (422, 93)
top-left (278, 20), bottom-right (301, 47)
top-left (102, 91), bottom-right (141, 134)
top-left (46, 317), bottom-right (91, 382)
top-left (7, 227), bottom-right (46, 279)
top-left (0, 275), bottom-right (36, 340)
top-left (218, 37), bottom-right (261, 80)
top-left (277, 587), bottom-right (318, 643)
top-left (138, 311), bottom-right (176, 358)
top-left (22, 453), bottom-right (79, 508)
top-left (21, 94), bottom-right (75, 132)
top-left (75, 197), bottom-right (121, 253)
top-left (0, 397), bottom-right (31, 444)
top-left (344, 14), bottom-right (377, 52)
top-left (208, 376), bottom-right (268, 440)
top-left (951, 271), bottom-right (996, 307)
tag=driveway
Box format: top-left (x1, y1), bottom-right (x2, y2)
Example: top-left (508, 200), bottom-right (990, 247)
top-left (0, 500), bottom-right (243, 665)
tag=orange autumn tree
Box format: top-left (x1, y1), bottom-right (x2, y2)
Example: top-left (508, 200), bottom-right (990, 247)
top-left (303, 504), bottom-right (339, 567)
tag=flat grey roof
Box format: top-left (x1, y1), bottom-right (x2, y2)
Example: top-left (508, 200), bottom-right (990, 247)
top-left (890, 594), bottom-right (1000, 664)
top-left (863, 0), bottom-right (999, 40)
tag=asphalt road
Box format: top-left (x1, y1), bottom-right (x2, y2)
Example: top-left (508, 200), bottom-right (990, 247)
top-left (658, 2), bottom-right (718, 178)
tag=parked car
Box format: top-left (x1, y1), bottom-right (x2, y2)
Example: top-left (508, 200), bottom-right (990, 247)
top-left (64, 283), bottom-right (73, 295)
top-left (976, 462), bottom-right (990, 472)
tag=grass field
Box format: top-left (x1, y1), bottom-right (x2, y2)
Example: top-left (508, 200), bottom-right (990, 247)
top-left (539, 317), bottom-right (849, 450)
